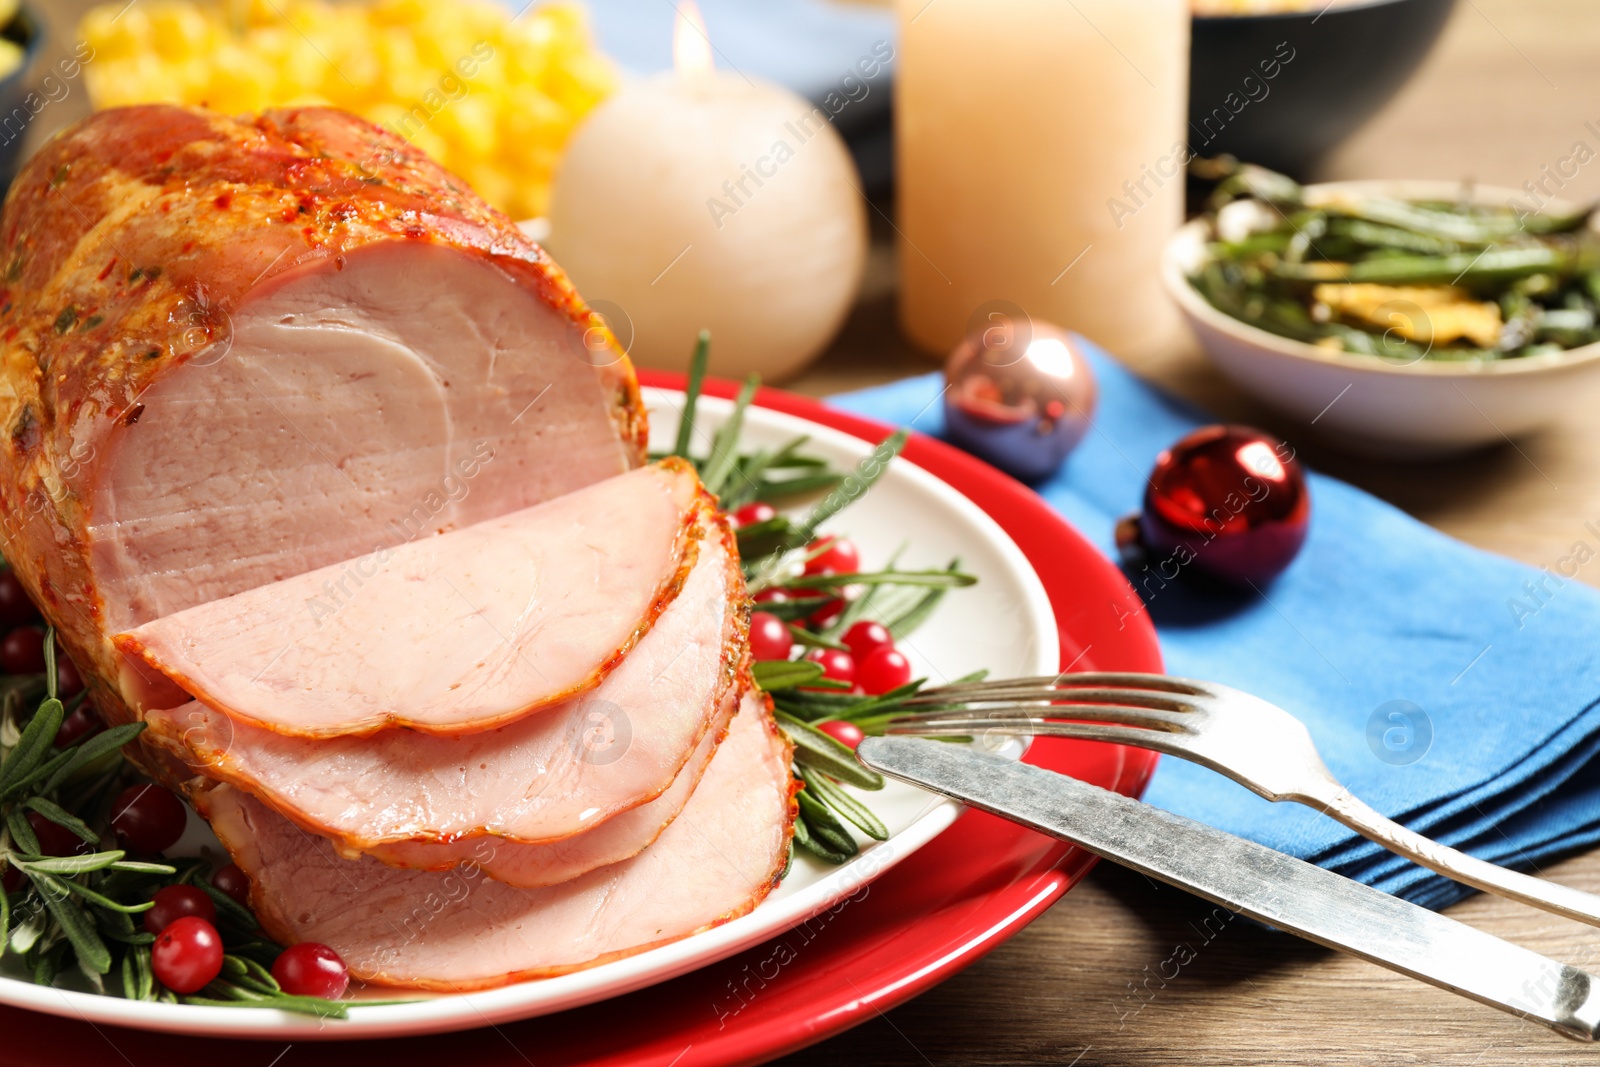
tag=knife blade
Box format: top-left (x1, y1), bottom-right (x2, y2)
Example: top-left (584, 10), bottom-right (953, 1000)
top-left (857, 735), bottom-right (1600, 1041)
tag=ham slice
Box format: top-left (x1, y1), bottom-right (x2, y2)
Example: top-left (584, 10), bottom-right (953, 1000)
top-left (367, 684), bottom-right (747, 888)
top-left (117, 461), bottom-right (708, 737)
top-left (0, 105), bottom-right (645, 746)
top-left (143, 515), bottom-right (747, 849)
top-left (193, 691), bottom-right (796, 991)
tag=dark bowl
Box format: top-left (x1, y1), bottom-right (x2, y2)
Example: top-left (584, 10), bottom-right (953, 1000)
top-left (0, 2), bottom-right (42, 190)
top-left (1188, 0), bottom-right (1456, 177)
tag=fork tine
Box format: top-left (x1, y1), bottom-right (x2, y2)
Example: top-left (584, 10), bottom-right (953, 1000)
top-left (887, 717), bottom-right (1195, 757)
top-left (889, 703), bottom-right (1193, 731)
top-left (900, 686), bottom-right (1199, 712)
top-left (918, 672), bottom-right (1210, 698)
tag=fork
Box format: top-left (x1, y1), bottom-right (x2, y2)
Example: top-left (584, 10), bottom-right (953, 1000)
top-left (887, 672), bottom-right (1600, 928)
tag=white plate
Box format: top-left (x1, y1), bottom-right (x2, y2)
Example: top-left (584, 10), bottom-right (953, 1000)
top-left (0, 390), bottom-right (1056, 1040)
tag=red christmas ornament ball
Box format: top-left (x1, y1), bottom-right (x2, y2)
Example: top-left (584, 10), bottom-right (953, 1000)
top-left (1134, 425), bottom-right (1309, 587)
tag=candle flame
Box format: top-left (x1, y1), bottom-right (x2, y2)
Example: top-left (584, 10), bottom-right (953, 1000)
top-left (673, 1), bottom-right (714, 78)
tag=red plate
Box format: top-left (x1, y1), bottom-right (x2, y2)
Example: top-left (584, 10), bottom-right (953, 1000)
top-left (0, 375), bottom-right (1160, 1066)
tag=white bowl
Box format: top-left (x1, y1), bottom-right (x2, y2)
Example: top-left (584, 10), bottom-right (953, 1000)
top-left (1161, 179), bottom-right (1600, 458)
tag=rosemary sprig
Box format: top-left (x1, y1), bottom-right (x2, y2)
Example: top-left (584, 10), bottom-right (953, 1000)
top-left (0, 632), bottom-right (351, 1015)
top-left (670, 329), bottom-right (711, 461)
top-left (667, 355), bottom-right (981, 866)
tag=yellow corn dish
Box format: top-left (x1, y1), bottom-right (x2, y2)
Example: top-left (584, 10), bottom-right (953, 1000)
top-left (77, 0), bottom-right (617, 220)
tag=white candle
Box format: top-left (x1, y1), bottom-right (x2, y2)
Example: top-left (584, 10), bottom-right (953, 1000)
top-left (547, 3), bottom-right (868, 382)
top-left (897, 0), bottom-right (1189, 358)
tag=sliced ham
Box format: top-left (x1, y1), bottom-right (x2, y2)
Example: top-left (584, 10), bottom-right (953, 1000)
top-left (0, 105), bottom-right (645, 744)
top-left (143, 515), bottom-right (747, 849)
top-left (117, 461), bottom-right (708, 737)
top-left (368, 684), bottom-right (748, 888)
top-left (193, 691), bottom-right (796, 991)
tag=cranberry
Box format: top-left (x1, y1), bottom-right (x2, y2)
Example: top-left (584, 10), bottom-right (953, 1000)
top-left (211, 863), bottom-right (251, 908)
top-left (730, 502), bottom-right (777, 529)
top-left (841, 621), bottom-right (894, 660)
top-left (748, 612), bottom-right (794, 663)
top-left (26, 811), bottom-right (89, 857)
top-left (803, 536), bottom-right (860, 577)
top-left (803, 648), bottom-right (855, 689)
top-left (143, 884), bottom-right (218, 935)
top-left (858, 647), bottom-right (913, 695)
top-left (54, 654), bottom-right (84, 699)
top-left (110, 784), bottom-right (188, 854)
top-left (53, 704), bottom-right (102, 749)
top-left (817, 719), bottom-right (865, 750)
top-left (0, 570), bottom-right (39, 628)
top-left (797, 576), bottom-right (859, 628)
top-left (0, 627), bottom-right (46, 675)
top-left (151, 916), bottom-right (224, 994)
top-left (752, 588), bottom-right (790, 605)
top-left (272, 942), bottom-right (350, 999)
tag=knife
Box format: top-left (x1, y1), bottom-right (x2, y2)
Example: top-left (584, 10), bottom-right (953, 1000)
top-left (856, 735), bottom-right (1600, 1041)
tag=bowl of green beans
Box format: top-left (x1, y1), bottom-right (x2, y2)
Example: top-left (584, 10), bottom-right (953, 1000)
top-left (1162, 163), bottom-right (1600, 457)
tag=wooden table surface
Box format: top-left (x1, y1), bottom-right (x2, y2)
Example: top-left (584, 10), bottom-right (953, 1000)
top-left (27, 0), bottom-right (1600, 1063)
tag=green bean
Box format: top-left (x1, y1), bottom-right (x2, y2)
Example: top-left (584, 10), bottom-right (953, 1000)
top-left (1584, 272), bottom-right (1600, 307)
top-left (1211, 232), bottom-right (1291, 259)
top-left (1274, 246), bottom-right (1568, 287)
top-left (1325, 217), bottom-right (1459, 256)
top-left (1208, 162), bottom-right (1305, 211)
top-left (1499, 290), bottom-right (1539, 350)
top-left (1284, 212), bottom-right (1327, 265)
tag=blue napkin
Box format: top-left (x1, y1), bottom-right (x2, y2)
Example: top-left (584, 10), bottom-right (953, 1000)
top-left (831, 342), bottom-right (1600, 909)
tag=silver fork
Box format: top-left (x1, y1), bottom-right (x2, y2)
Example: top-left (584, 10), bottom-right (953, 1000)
top-left (887, 672), bottom-right (1600, 928)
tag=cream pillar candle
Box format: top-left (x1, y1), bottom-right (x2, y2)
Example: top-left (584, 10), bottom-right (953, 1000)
top-left (897, 0), bottom-right (1189, 357)
top-left (546, 4), bottom-right (867, 382)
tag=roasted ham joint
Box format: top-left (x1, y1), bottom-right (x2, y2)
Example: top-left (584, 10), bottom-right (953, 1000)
top-left (0, 105), bottom-right (796, 991)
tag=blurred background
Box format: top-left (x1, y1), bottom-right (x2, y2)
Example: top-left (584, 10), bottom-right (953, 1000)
top-left (15, 0), bottom-right (1600, 387)
top-left (11, 0), bottom-right (1600, 551)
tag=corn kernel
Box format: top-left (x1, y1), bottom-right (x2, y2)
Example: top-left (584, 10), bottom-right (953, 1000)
top-left (75, 0), bottom-right (614, 217)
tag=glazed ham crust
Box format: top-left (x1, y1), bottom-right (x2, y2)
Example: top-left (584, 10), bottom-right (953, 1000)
top-left (0, 105), bottom-right (645, 737)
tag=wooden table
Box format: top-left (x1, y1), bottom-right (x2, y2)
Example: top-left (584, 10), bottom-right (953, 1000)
top-left (26, 1), bottom-right (1600, 1062)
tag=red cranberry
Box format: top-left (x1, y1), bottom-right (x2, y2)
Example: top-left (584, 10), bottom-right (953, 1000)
top-left (0, 570), bottom-right (39, 628)
top-left (0, 627), bottom-right (47, 675)
top-left (272, 942), bottom-right (350, 999)
top-left (110, 784), bottom-right (188, 854)
top-left (817, 719), bottom-right (865, 750)
top-left (730, 502), bottom-right (777, 529)
top-left (151, 916), bottom-right (224, 994)
top-left (803, 648), bottom-right (856, 689)
top-left (752, 588), bottom-right (790, 605)
top-left (841, 621), bottom-right (894, 660)
top-left (54, 654), bottom-right (84, 699)
top-left (26, 811), bottom-right (89, 857)
top-left (804, 536), bottom-right (860, 576)
top-left (797, 574), bottom-right (859, 628)
top-left (53, 704), bottom-right (102, 749)
top-left (748, 612), bottom-right (794, 663)
top-left (211, 863), bottom-right (251, 908)
top-left (857, 647), bottom-right (913, 695)
top-left (143, 884), bottom-right (218, 935)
